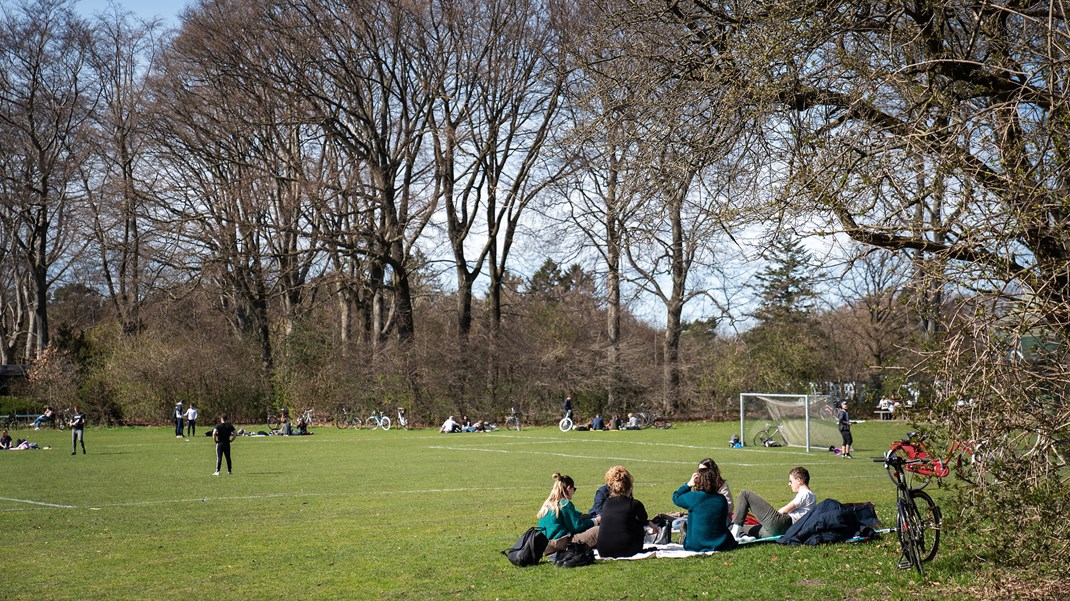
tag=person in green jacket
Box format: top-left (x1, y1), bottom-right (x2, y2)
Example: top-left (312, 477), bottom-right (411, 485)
top-left (536, 472), bottom-right (597, 555)
top-left (672, 464), bottom-right (738, 552)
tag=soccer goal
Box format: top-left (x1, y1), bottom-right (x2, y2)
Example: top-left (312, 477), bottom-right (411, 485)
top-left (738, 393), bottom-right (842, 453)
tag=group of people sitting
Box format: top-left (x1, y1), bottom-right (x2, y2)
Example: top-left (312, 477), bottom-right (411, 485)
top-left (534, 459), bottom-right (815, 559)
top-left (0, 429), bottom-right (40, 450)
top-left (440, 415), bottom-right (488, 433)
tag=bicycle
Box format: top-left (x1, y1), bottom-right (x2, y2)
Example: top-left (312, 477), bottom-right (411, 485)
top-left (299, 409), bottom-right (314, 428)
top-left (752, 422), bottom-right (788, 447)
top-left (266, 407), bottom-right (281, 430)
top-left (633, 405), bottom-right (655, 429)
top-left (559, 410), bottom-right (574, 432)
top-left (873, 453), bottom-right (942, 576)
top-left (334, 408), bottom-right (363, 429)
top-left (57, 409), bottom-right (72, 431)
top-left (887, 431), bottom-right (997, 487)
top-left (366, 409), bottom-right (391, 430)
top-left (505, 408), bottom-right (522, 431)
top-left (395, 408), bottom-right (409, 430)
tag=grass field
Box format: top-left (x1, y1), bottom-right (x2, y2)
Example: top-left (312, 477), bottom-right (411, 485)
top-left (0, 420), bottom-right (993, 600)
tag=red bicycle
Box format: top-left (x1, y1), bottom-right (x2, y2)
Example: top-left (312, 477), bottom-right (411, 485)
top-left (886, 432), bottom-right (998, 488)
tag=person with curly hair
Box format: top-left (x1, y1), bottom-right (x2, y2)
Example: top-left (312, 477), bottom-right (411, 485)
top-left (673, 460), bottom-right (738, 552)
top-left (594, 465), bottom-right (654, 558)
top-left (536, 473), bottom-right (597, 556)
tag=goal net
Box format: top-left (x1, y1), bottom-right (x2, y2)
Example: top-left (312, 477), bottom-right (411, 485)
top-left (738, 393), bottom-right (842, 452)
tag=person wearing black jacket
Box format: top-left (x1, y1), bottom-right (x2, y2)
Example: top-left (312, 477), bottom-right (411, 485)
top-left (595, 466), bottom-right (653, 558)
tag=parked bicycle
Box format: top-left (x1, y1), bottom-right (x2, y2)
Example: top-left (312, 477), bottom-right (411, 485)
top-left (752, 422), bottom-right (788, 447)
top-left (887, 431), bottom-right (997, 487)
top-left (299, 408), bottom-right (315, 428)
top-left (366, 409), bottom-right (391, 430)
top-left (504, 407), bottom-right (522, 431)
top-left (395, 408), bottom-right (409, 430)
top-left (872, 453), bottom-right (942, 576)
top-left (633, 405), bottom-right (655, 429)
top-left (335, 408), bottom-right (363, 429)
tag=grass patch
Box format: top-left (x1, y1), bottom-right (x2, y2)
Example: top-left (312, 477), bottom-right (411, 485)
top-left (0, 420), bottom-right (1006, 599)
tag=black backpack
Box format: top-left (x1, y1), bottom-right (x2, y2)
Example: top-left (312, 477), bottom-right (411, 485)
top-left (503, 527), bottom-right (548, 567)
top-left (554, 542), bottom-right (595, 568)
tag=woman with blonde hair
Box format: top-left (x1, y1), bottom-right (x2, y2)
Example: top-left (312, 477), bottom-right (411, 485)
top-left (536, 473), bottom-right (596, 555)
top-left (593, 465), bottom-right (654, 557)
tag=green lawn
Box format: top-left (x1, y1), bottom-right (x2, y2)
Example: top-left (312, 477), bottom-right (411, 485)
top-left (0, 420), bottom-right (991, 600)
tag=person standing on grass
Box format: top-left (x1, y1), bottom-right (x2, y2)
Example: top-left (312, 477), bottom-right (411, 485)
top-left (184, 403), bottom-right (198, 438)
top-left (70, 406), bottom-right (87, 455)
top-left (174, 402), bottom-right (185, 438)
top-left (836, 400), bottom-right (853, 458)
top-left (213, 414), bottom-right (237, 475)
top-left (563, 393), bottom-right (573, 422)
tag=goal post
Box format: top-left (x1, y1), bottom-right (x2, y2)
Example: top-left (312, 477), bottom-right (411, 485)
top-left (739, 393), bottom-right (842, 452)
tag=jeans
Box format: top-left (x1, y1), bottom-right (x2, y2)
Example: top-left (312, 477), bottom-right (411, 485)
top-left (733, 490), bottom-right (791, 537)
top-left (215, 443), bottom-right (232, 473)
top-left (71, 428), bottom-right (85, 453)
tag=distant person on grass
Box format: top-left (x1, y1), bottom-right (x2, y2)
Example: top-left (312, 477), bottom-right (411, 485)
top-left (836, 400), bottom-right (853, 458)
top-left (184, 403), bottom-right (198, 438)
top-left (0, 429), bottom-right (11, 449)
top-left (672, 459), bottom-right (737, 552)
top-left (70, 406), bottom-right (87, 455)
top-left (536, 472), bottom-right (597, 557)
top-left (174, 402), bottom-right (184, 438)
top-left (730, 466), bottom-right (815, 542)
top-left (213, 414), bottom-right (237, 476)
top-left (439, 416), bottom-right (461, 433)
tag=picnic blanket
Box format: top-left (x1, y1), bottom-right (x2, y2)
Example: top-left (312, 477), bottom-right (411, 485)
top-left (594, 536), bottom-right (781, 561)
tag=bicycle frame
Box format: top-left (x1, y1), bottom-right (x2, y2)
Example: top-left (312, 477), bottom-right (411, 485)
top-left (888, 433), bottom-right (982, 480)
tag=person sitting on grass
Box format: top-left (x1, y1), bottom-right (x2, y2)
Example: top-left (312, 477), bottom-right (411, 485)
top-left (439, 416), bottom-right (461, 433)
top-left (0, 429), bottom-right (11, 450)
top-left (593, 465), bottom-right (656, 558)
top-left (623, 413), bottom-right (641, 430)
top-left (730, 466), bottom-right (815, 542)
top-left (536, 472), bottom-right (597, 557)
top-left (672, 460), bottom-right (738, 552)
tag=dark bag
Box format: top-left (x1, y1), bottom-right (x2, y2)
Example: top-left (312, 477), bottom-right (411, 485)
top-left (554, 542), bottom-right (595, 568)
top-left (503, 527), bottom-right (548, 567)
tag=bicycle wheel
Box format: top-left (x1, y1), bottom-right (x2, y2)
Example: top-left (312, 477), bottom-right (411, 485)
top-left (770, 430), bottom-right (788, 447)
top-left (887, 445), bottom-right (929, 488)
top-left (559, 417), bottom-right (573, 432)
top-left (351, 417), bottom-right (363, 429)
top-left (910, 489), bottom-right (941, 563)
top-left (753, 430), bottom-right (769, 447)
top-left (896, 498), bottom-right (925, 575)
top-left (335, 413), bottom-right (349, 429)
top-left (366, 416), bottom-right (379, 430)
top-left (380, 417), bottom-right (391, 431)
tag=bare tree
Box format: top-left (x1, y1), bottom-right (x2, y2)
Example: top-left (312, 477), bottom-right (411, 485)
top-left (0, 0), bottom-right (94, 359)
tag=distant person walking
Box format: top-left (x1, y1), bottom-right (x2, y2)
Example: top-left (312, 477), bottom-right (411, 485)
top-left (563, 393), bottom-right (573, 421)
top-left (213, 414), bottom-right (237, 475)
top-left (70, 406), bottom-right (86, 455)
top-left (185, 403), bottom-right (199, 438)
top-left (174, 402), bottom-right (185, 438)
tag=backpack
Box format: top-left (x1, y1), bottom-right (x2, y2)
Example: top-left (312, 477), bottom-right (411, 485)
top-left (503, 527), bottom-right (548, 567)
top-left (554, 542), bottom-right (595, 568)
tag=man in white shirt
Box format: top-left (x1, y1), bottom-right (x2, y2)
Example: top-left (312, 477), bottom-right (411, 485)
top-left (729, 467), bottom-right (816, 541)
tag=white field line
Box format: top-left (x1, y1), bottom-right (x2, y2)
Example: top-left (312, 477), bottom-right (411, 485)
top-left (0, 497), bottom-right (76, 509)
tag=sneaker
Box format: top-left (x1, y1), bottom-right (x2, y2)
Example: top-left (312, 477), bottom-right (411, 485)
top-left (71, 452), bottom-right (76, 455)
top-left (213, 471), bottom-right (220, 476)
top-left (844, 454), bottom-right (853, 459)
top-left (729, 524), bottom-right (742, 540)
top-left (737, 535), bottom-right (756, 543)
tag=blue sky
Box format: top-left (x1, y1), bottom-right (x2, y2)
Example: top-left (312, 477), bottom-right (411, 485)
top-left (77, 0), bottom-right (190, 24)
